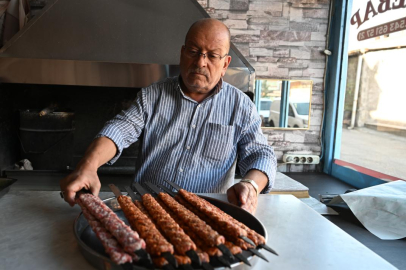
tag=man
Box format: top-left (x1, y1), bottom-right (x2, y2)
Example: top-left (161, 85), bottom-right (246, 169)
top-left (60, 18), bottom-right (276, 213)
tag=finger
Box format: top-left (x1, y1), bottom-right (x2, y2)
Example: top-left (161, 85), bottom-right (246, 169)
top-left (241, 187), bottom-right (257, 213)
top-left (238, 183), bottom-right (250, 205)
top-left (227, 186), bottom-right (239, 206)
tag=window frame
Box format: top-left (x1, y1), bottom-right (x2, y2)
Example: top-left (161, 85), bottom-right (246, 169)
top-left (322, 0), bottom-right (396, 189)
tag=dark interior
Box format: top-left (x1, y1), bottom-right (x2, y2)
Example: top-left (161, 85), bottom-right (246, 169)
top-left (0, 83), bottom-right (141, 175)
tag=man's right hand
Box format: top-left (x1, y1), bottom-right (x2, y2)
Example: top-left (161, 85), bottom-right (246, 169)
top-left (59, 137), bottom-right (118, 206)
top-left (60, 168), bottom-right (101, 206)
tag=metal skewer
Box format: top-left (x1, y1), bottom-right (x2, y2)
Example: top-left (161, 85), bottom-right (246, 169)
top-left (107, 184), bottom-right (154, 269)
top-left (132, 183), bottom-right (201, 267)
top-left (123, 186), bottom-right (179, 269)
top-left (163, 179), bottom-right (275, 262)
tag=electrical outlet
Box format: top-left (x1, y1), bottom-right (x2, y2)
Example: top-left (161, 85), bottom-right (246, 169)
top-left (283, 154), bottom-right (320, 165)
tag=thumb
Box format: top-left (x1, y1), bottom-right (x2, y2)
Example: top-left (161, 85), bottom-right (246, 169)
top-left (65, 181), bottom-right (85, 207)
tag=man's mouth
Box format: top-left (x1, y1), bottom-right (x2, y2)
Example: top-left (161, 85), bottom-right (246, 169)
top-left (189, 69), bottom-right (208, 77)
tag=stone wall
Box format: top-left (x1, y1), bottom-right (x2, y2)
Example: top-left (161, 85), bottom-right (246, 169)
top-left (198, 0), bottom-right (330, 172)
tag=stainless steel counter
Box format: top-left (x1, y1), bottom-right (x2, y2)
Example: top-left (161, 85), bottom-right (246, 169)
top-left (0, 190), bottom-right (397, 270)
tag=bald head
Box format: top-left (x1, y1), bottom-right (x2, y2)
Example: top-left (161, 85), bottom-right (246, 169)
top-left (185, 18), bottom-right (231, 53)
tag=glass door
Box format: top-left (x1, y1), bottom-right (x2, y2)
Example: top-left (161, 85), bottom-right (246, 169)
top-left (323, 0), bottom-right (406, 188)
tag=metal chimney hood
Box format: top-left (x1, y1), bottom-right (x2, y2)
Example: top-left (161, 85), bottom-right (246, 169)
top-left (0, 0), bottom-right (254, 91)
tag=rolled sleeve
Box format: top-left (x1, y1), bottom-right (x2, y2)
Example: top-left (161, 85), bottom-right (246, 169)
top-left (237, 106), bottom-right (277, 194)
top-left (95, 90), bottom-right (146, 165)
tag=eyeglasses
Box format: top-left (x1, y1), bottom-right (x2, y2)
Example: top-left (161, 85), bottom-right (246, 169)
top-left (183, 46), bottom-right (228, 64)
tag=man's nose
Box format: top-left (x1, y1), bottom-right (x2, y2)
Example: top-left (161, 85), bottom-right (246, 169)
top-left (195, 53), bottom-right (207, 67)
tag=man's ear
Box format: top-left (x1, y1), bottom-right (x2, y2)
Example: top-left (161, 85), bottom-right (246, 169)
top-left (221, 55), bottom-right (232, 77)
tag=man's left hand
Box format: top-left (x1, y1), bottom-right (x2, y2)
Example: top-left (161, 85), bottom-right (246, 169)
top-left (227, 182), bottom-right (258, 214)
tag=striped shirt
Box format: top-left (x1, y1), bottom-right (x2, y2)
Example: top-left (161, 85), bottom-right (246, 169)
top-left (97, 76), bottom-right (276, 193)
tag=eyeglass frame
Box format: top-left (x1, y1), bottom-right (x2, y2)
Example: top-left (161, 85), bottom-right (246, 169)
top-left (182, 45), bottom-right (229, 63)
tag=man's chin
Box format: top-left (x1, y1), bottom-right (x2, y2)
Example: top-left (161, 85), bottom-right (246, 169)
top-left (185, 79), bottom-right (209, 92)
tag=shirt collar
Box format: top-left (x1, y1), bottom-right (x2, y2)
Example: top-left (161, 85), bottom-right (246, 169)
top-left (177, 76), bottom-right (223, 102)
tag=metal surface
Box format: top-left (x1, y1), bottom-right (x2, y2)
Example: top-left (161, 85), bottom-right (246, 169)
top-left (74, 196), bottom-right (267, 270)
top-left (0, 0), bottom-right (254, 90)
top-left (1, 191), bottom-right (398, 270)
top-left (0, 178), bottom-right (16, 199)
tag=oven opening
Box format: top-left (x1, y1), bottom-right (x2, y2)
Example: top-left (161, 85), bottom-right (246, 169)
top-left (0, 83), bottom-right (141, 189)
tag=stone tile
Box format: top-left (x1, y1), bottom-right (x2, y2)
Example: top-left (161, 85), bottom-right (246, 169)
top-left (318, 24), bottom-right (328, 33)
top-left (285, 131), bottom-right (306, 143)
top-left (249, 40), bottom-right (280, 48)
top-left (232, 34), bottom-right (259, 43)
top-left (311, 32), bottom-right (326, 41)
top-left (230, 0), bottom-right (249, 11)
top-left (311, 93), bottom-right (324, 104)
top-left (252, 65), bottom-right (268, 71)
top-left (308, 124), bottom-right (321, 131)
top-left (210, 12), bottom-right (227, 19)
top-left (255, 69), bottom-right (272, 76)
top-left (289, 69), bottom-right (303, 77)
top-left (265, 10), bottom-right (283, 17)
top-left (309, 115), bottom-right (322, 127)
top-left (278, 57), bottom-right (297, 63)
top-left (248, 17), bottom-right (289, 29)
top-left (205, 7), bottom-right (216, 14)
top-left (312, 82), bottom-right (324, 92)
top-left (279, 40), bottom-right (306, 46)
top-left (270, 141), bottom-right (290, 149)
top-left (257, 56), bottom-right (279, 63)
top-left (261, 30), bottom-right (311, 41)
top-left (289, 7), bottom-right (304, 22)
top-left (283, 3), bottom-right (290, 17)
top-left (308, 60), bottom-right (325, 69)
top-left (233, 43), bottom-right (250, 55)
top-left (210, 0), bottom-right (230, 10)
top-left (231, 29), bottom-right (260, 35)
top-left (304, 41), bottom-right (325, 47)
top-left (290, 21), bottom-right (319, 32)
top-left (250, 47), bottom-right (274, 57)
top-left (288, 0), bottom-right (329, 9)
top-left (291, 48), bottom-right (311, 59)
top-left (268, 132), bottom-right (284, 141)
top-left (268, 67), bottom-right (289, 78)
top-left (311, 48), bottom-right (325, 60)
top-left (304, 131), bottom-right (320, 143)
top-left (224, 19), bottom-right (248, 29)
top-left (249, 2), bottom-right (283, 12)
top-left (303, 68), bottom-right (324, 78)
top-left (277, 60), bottom-right (308, 68)
top-left (303, 9), bottom-right (329, 18)
top-left (227, 13), bottom-right (248, 20)
top-left (248, 24), bottom-right (269, 30)
top-left (273, 49), bottom-right (290, 57)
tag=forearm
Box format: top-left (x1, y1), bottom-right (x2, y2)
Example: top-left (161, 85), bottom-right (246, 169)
top-left (77, 136), bottom-right (118, 171)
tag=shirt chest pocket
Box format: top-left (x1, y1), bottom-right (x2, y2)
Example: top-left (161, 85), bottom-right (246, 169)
top-left (203, 123), bottom-right (235, 161)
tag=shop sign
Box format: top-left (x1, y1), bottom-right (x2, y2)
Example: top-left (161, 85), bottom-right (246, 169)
top-left (350, 0), bottom-right (406, 41)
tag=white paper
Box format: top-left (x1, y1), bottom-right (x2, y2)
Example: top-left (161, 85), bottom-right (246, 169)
top-left (340, 180), bottom-right (406, 240)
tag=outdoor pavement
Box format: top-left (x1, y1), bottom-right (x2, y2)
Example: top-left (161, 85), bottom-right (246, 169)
top-left (340, 127), bottom-right (406, 180)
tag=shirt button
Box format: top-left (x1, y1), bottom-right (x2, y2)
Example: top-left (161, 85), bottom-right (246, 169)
top-left (186, 146), bottom-right (190, 150)
top-left (192, 125), bottom-right (196, 129)
top-left (197, 105), bottom-right (201, 108)
top-left (179, 168), bottom-right (183, 172)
